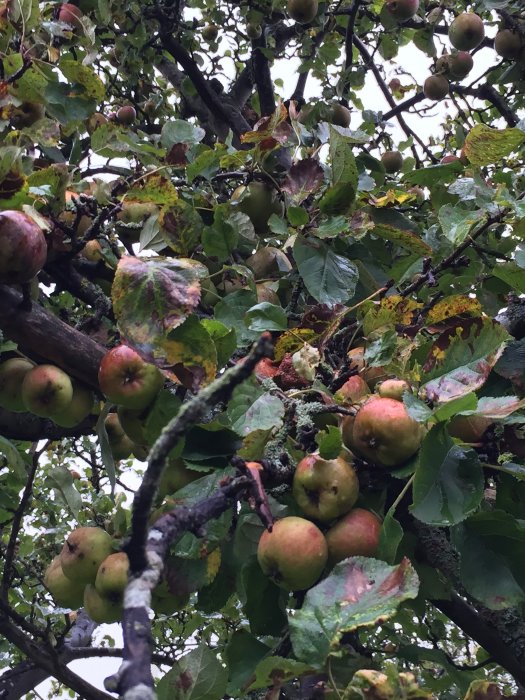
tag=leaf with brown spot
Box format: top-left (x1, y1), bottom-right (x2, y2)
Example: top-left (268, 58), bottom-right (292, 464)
top-left (289, 557), bottom-right (419, 666)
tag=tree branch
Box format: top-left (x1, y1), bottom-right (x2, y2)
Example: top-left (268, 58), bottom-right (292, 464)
top-left (252, 33), bottom-right (276, 116)
top-left (452, 83), bottom-right (519, 127)
top-left (0, 285), bottom-right (105, 389)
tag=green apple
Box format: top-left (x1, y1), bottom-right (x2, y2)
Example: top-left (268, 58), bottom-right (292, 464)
top-left (44, 556), bottom-right (85, 609)
top-left (60, 527), bottom-right (113, 584)
top-left (257, 516), bottom-right (328, 590)
top-left (95, 552), bottom-right (129, 597)
top-left (158, 457), bottom-right (203, 498)
top-left (0, 358), bottom-right (35, 412)
top-left (293, 453), bottom-right (359, 522)
top-left (84, 584), bottom-right (122, 624)
top-left (52, 381), bottom-right (94, 427)
top-left (105, 413), bottom-right (135, 461)
top-left (377, 378), bottom-right (411, 402)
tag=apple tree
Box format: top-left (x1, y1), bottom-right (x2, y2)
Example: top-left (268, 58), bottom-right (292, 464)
top-left (1, 0), bottom-right (525, 698)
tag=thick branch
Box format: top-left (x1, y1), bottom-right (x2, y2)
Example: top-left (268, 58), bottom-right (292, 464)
top-left (252, 34), bottom-right (276, 116)
top-left (0, 407), bottom-right (95, 441)
top-left (452, 83), bottom-right (519, 127)
top-left (159, 35), bottom-right (250, 139)
top-left (0, 285), bottom-right (105, 389)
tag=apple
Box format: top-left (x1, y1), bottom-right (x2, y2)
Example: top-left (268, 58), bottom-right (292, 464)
top-left (494, 29), bottom-right (523, 60)
top-left (325, 509), bottom-right (382, 565)
top-left (231, 182), bottom-right (284, 235)
top-left (377, 378), bottom-right (411, 402)
top-left (423, 75), bottom-right (449, 100)
top-left (441, 154), bottom-right (460, 164)
top-left (381, 151), bottom-right (403, 174)
top-left (158, 457), bottom-right (203, 498)
top-left (117, 405), bottom-right (149, 444)
top-left (246, 247), bottom-right (292, 278)
top-left (344, 397), bottom-right (425, 468)
top-left (95, 552), bottom-right (129, 597)
top-left (44, 556), bottom-right (85, 609)
top-left (329, 103), bottom-right (351, 128)
top-left (246, 22), bottom-right (262, 39)
top-left (293, 453), bottom-right (359, 522)
top-left (104, 413), bottom-right (135, 461)
top-left (335, 375), bottom-right (370, 405)
top-left (84, 584), bottom-right (122, 624)
top-left (0, 211), bottom-right (47, 284)
top-left (202, 24), bottom-right (219, 41)
top-left (98, 345), bottom-right (164, 410)
top-left (86, 112), bottom-right (108, 134)
top-left (60, 527), bottom-right (113, 584)
top-left (257, 516), bottom-right (327, 590)
top-left (0, 358), bottom-right (35, 412)
top-left (448, 13), bottom-right (485, 52)
top-left (58, 3), bottom-right (84, 30)
top-left (385, 0), bottom-right (419, 22)
top-left (116, 106), bottom-right (136, 126)
top-left (448, 51), bottom-right (474, 79)
top-left (52, 381), bottom-right (94, 427)
top-left (287, 0), bottom-right (318, 24)
top-left (21, 365), bottom-right (73, 418)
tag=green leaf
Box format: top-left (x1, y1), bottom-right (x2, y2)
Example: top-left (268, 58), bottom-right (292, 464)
top-left (112, 256), bottom-right (207, 367)
top-left (404, 394), bottom-right (433, 423)
top-left (45, 466), bottom-right (82, 519)
top-left (438, 205), bottom-right (484, 245)
top-left (229, 385), bottom-right (285, 436)
top-left (315, 425), bottom-right (343, 460)
top-left (377, 510), bottom-right (404, 564)
top-left (371, 222), bottom-right (432, 256)
top-left (329, 125), bottom-right (358, 188)
top-left (214, 289), bottom-right (258, 345)
top-left (433, 393), bottom-right (478, 422)
top-left (403, 161), bottom-right (464, 186)
top-left (294, 239), bottom-right (358, 305)
top-left (319, 182), bottom-right (356, 216)
top-left (157, 644), bottom-right (227, 700)
top-left (492, 263), bottom-right (525, 294)
top-left (289, 557), bottom-right (419, 666)
top-left (364, 329), bottom-right (397, 366)
top-left (96, 404), bottom-right (116, 494)
top-left (411, 424), bottom-right (483, 526)
top-left (464, 124), bottom-right (525, 166)
top-left (224, 630), bottom-right (270, 695)
top-left (60, 60), bottom-right (105, 100)
top-left (201, 319), bottom-right (237, 368)
top-left (0, 437), bottom-right (28, 480)
top-left (187, 144), bottom-right (227, 182)
top-left (144, 389), bottom-right (182, 450)
top-left (287, 206), bottom-right (309, 227)
top-left (247, 656), bottom-right (314, 692)
top-left (452, 511), bottom-right (525, 610)
top-left (241, 557), bottom-right (288, 636)
top-left (246, 302), bottom-right (288, 331)
top-left (161, 120), bottom-right (206, 148)
top-left (165, 315), bottom-right (218, 388)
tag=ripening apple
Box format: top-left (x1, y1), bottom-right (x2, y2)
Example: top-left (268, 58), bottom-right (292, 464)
top-left (325, 508), bottom-right (382, 564)
top-left (344, 396), bottom-right (425, 468)
top-left (0, 358), bottom-right (35, 412)
top-left (60, 527), bottom-right (113, 585)
top-left (86, 112), bottom-right (108, 134)
top-left (385, 0), bottom-right (419, 22)
top-left (202, 24), bottom-right (219, 41)
top-left (423, 75), bottom-right (449, 101)
top-left (95, 552), bottom-right (129, 597)
top-left (58, 3), bottom-right (84, 30)
top-left (494, 29), bottom-right (523, 60)
top-left (334, 375), bottom-right (370, 405)
top-left (44, 556), bottom-right (85, 609)
top-left (293, 453), bottom-right (359, 522)
top-left (116, 106), bottom-right (136, 126)
top-left (448, 51), bottom-right (474, 79)
top-left (329, 103), bottom-right (351, 128)
top-left (381, 150), bottom-right (403, 174)
top-left (0, 211), bottom-right (47, 284)
top-left (52, 380), bottom-right (94, 427)
top-left (84, 584), bottom-right (122, 624)
top-left (98, 345), bottom-right (164, 410)
top-left (257, 516), bottom-right (328, 591)
top-left (21, 365), bottom-right (74, 418)
top-left (117, 405), bottom-right (149, 445)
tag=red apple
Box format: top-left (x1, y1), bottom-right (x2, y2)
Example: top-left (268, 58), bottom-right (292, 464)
top-left (257, 516), bottom-right (328, 590)
top-left (58, 3), bottom-right (84, 30)
top-left (334, 375), bottom-right (370, 405)
top-left (98, 345), bottom-right (164, 410)
top-left (293, 453), bottom-right (359, 522)
top-left (325, 508), bottom-right (382, 565)
top-left (0, 211), bottom-right (47, 284)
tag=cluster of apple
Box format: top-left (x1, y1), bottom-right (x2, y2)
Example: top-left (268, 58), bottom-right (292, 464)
top-left (45, 526), bottom-right (214, 621)
top-left (0, 357), bottom-right (94, 427)
top-left (256, 346), bottom-right (427, 592)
